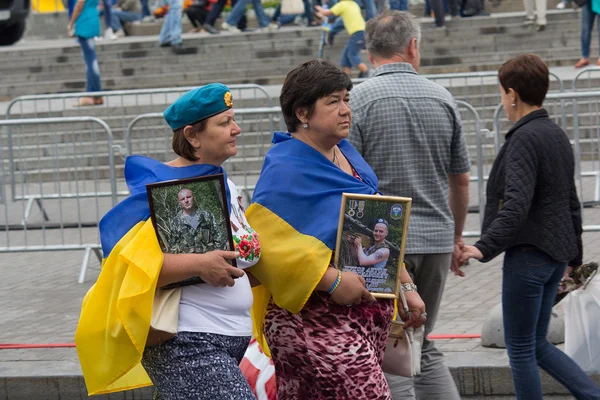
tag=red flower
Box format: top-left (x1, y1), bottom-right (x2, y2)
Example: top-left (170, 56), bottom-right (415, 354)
top-left (237, 239), bottom-right (253, 258)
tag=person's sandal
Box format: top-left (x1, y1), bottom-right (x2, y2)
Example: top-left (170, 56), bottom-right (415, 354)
top-left (575, 58), bottom-right (590, 68)
top-left (74, 97), bottom-right (95, 107)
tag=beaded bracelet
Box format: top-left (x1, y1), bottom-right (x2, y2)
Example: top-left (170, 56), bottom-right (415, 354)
top-left (328, 270), bottom-right (342, 294)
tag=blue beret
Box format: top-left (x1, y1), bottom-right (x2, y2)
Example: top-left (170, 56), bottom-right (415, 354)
top-left (376, 218), bottom-right (389, 226)
top-left (163, 83), bottom-right (233, 131)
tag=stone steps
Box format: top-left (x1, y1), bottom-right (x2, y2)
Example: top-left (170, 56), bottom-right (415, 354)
top-left (1, 10), bottom-right (587, 98)
top-left (21, 0), bottom-right (568, 39)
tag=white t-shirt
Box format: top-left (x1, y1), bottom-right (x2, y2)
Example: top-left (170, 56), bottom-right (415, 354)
top-left (177, 180), bottom-right (260, 337)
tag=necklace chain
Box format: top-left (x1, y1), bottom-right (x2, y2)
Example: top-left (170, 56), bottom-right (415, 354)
top-left (332, 148), bottom-right (339, 167)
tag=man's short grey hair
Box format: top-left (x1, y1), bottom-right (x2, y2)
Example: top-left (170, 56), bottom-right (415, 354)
top-left (365, 11), bottom-right (422, 59)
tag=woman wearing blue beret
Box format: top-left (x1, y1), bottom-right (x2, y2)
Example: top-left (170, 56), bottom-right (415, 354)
top-left (76, 83), bottom-right (260, 399)
top-left (142, 83), bottom-right (260, 399)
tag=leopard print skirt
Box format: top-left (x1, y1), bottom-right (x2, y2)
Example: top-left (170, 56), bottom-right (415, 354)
top-left (264, 292), bottom-right (394, 400)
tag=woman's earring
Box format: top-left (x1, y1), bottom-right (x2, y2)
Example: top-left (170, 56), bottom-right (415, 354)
top-left (302, 123), bottom-right (308, 129)
top-left (511, 103), bottom-right (516, 108)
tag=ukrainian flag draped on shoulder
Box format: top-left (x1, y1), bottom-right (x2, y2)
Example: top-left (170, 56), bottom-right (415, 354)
top-left (246, 132), bottom-right (379, 357)
top-left (75, 155), bottom-right (230, 395)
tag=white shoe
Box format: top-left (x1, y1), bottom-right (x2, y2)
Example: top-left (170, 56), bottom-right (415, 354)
top-left (267, 22), bottom-right (279, 31)
top-left (105, 28), bottom-right (117, 40)
top-left (221, 22), bottom-right (241, 32)
top-left (556, 1), bottom-right (566, 8)
top-left (115, 29), bottom-right (126, 38)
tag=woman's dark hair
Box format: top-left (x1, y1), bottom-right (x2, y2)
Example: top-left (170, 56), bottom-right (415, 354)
top-left (172, 119), bottom-right (208, 161)
top-left (498, 54), bottom-right (549, 107)
top-left (280, 60), bottom-right (353, 132)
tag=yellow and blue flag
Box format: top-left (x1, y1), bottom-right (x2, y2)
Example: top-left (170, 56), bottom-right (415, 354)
top-left (246, 133), bottom-right (379, 356)
top-left (75, 155), bottom-right (230, 395)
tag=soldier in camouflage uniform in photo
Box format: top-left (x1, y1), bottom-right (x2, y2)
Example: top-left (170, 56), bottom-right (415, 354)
top-left (167, 187), bottom-right (227, 253)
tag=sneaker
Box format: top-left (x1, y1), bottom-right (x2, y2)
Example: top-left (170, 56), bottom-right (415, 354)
top-left (159, 41), bottom-right (171, 47)
top-left (556, 1), bottom-right (566, 8)
top-left (522, 18), bottom-right (535, 25)
top-left (221, 22), bottom-right (241, 33)
top-left (104, 28), bottom-right (117, 40)
top-left (202, 23), bottom-right (219, 34)
top-left (536, 23), bottom-right (546, 31)
top-left (260, 23), bottom-right (278, 32)
top-left (115, 29), bottom-right (126, 38)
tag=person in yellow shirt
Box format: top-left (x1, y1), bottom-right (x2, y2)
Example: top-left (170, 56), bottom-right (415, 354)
top-left (316, 0), bottom-right (373, 78)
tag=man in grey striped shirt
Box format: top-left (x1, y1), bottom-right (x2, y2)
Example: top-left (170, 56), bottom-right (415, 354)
top-left (348, 11), bottom-right (470, 400)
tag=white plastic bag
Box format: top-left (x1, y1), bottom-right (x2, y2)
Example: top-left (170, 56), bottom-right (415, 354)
top-left (563, 276), bottom-right (600, 374)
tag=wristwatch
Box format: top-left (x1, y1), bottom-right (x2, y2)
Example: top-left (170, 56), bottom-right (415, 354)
top-left (401, 283), bottom-right (418, 292)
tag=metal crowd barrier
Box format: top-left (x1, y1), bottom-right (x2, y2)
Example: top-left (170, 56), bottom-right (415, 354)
top-left (124, 103), bottom-right (488, 237)
top-left (572, 67), bottom-right (600, 91)
top-left (455, 100), bottom-right (486, 238)
top-left (0, 117), bottom-right (117, 283)
top-left (354, 71), bottom-right (564, 132)
top-left (493, 90), bottom-right (600, 232)
top-left (123, 107), bottom-right (286, 204)
top-left (3, 84), bottom-right (272, 216)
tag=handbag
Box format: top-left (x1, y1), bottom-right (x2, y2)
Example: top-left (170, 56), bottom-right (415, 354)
top-left (382, 285), bottom-right (425, 377)
top-left (281, 0), bottom-right (304, 15)
top-left (146, 287), bottom-right (181, 347)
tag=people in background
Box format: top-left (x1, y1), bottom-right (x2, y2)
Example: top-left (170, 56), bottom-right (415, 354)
top-left (315, 0), bottom-right (373, 78)
top-left (159, 0), bottom-right (197, 54)
top-left (68, 0), bottom-right (104, 106)
top-left (201, 0), bottom-right (247, 33)
top-left (575, 0), bottom-right (600, 68)
top-left (110, 0), bottom-right (143, 37)
top-left (221, 0), bottom-right (278, 32)
top-left (185, 0), bottom-right (213, 32)
top-left (522, 0), bottom-right (547, 31)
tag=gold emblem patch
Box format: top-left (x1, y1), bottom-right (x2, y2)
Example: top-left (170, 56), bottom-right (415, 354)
top-left (224, 92), bottom-right (233, 107)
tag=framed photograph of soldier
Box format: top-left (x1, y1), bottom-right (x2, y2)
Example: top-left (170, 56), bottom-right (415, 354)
top-left (333, 194), bottom-right (412, 298)
top-left (146, 174), bottom-right (236, 289)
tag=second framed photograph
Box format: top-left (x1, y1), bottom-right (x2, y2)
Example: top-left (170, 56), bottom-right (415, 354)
top-left (146, 174), bottom-right (236, 289)
top-left (334, 194), bottom-right (412, 298)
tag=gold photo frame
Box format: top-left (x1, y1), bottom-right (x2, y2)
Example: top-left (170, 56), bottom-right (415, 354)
top-left (334, 193), bottom-right (412, 299)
